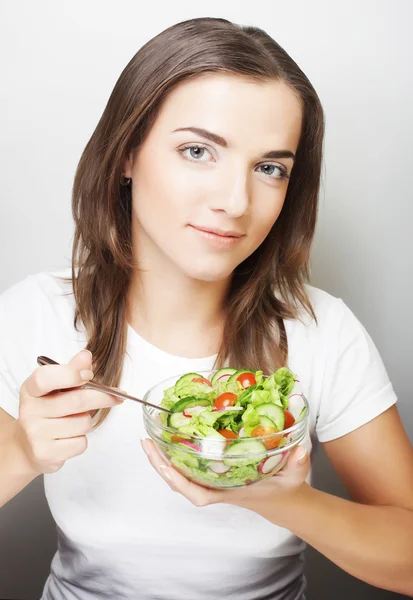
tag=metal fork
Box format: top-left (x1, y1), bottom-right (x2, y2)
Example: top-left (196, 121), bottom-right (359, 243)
top-left (36, 355), bottom-right (172, 414)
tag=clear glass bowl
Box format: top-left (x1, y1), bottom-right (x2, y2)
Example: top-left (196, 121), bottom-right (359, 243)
top-left (142, 369), bottom-right (309, 489)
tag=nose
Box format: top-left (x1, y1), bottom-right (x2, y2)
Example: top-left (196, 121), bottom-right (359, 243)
top-left (209, 170), bottom-right (250, 218)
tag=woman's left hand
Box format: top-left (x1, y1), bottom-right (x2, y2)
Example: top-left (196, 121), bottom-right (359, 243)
top-left (140, 438), bottom-right (310, 513)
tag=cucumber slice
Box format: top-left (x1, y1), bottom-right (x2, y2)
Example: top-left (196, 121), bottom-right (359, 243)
top-left (168, 412), bottom-right (191, 429)
top-left (175, 372), bottom-right (204, 390)
top-left (222, 439), bottom-right (267, 466)
top-left (255, 403), bottom-right (285, 430)
top-left (211, 368), bottom-right (237, 385)
top-left (228, 369), bottom-right (256, 383)
top-left (170, 397), bottom-right (211, 413)
top-left (257, 415), bottom-right (277, 428)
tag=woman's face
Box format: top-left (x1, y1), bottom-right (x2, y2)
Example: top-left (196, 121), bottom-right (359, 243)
top-left (124, 73), bottom-right (302, 282)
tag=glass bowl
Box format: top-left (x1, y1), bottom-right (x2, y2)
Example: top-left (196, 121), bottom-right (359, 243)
top-left (142, 369), bottom-right (309, 489)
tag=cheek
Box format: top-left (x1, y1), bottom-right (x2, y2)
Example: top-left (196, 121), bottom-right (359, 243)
top-left (131, 158), bottom-right (182, 229)
top-left (249, 193), bottom-right (286, 245)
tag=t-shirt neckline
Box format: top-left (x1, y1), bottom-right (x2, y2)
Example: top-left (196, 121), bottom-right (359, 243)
top-left (127, 323), bottom-right (218, 364)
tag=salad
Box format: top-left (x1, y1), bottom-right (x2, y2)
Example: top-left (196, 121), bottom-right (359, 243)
top-left (153, 367), bottom-right (308, 488)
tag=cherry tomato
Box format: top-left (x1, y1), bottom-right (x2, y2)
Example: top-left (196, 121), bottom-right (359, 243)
top-left (251, 426), bottom-right (283, 450)
top-left (192, 377), bottom-right (212, 387)
top-left (218, 428), bottom-right (238, 448)
top-left (236, 372), bottom-right (256, 389)
top-left (283, 409), bottom-right (295, 429)
top-left (217, 429), bottom-right (238, 440)
top-left (214, 392), bottom-right (237, 410)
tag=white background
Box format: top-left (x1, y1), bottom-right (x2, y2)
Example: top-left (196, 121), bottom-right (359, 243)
top-left (0, 1), bottom-right (412, 598)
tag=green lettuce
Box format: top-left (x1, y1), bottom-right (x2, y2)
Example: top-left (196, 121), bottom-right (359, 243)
top-left (222, 462), bottom-right (260, 485)
top-left (160, 385), bottom-right (181, 425)
top-left (174, 381), bottom-right (216, 401)
top-left (241, 404), bottom-right (260, 436)
top-left (213, 379), bottom-right (243, 396)
top-left (214, 411), bottom-right (243, 433)
top-left (167, 448), bottom-right (199, 474)
top-left (254, 370), bottom-right (265, 386)
top-left (249, 389), bottom-right (271, 406)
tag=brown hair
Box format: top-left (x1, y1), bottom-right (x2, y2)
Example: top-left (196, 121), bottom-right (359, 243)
top-left (58, 17), bottom-right (324, 428)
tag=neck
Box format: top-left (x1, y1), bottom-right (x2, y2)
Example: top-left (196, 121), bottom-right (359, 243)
top-left (127, 265), bottom-right (231, 360)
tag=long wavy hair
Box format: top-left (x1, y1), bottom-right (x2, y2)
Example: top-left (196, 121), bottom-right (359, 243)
top-left (58, 17), bottom-right (324, 429)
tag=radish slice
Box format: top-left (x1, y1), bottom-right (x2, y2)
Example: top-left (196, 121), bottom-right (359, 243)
top-left (207, 461), bottom-right (231, 474)
top-left (287, 394), bottom-right (305, 420)
top-left (178, 440), bottom-right (201, 452)
top-left (183, 406), bottom-right (208, 417)
top-left (258, 454), bottom-right (284, 474)
top-left (217, 374), bottom-right (231, 382)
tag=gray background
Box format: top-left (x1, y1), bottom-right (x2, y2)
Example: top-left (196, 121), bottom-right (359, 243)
top-left (0, 0), bottom-right (412, 598)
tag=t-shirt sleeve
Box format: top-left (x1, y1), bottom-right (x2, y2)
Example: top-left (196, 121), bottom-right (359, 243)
top-left (0, 274), bottom-right (43, 420)
top-left (0, 349), bottom-right (21, 419)
top-left (315, 298), bottom-right (397, 442)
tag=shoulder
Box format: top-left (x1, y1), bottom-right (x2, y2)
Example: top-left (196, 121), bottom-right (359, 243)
top-left (287, 284), bottom-right (370, 352)
top-left (0, 266), bottom-right (75, 326)
top-left (0, 266), bottom-right (85, 373)
top-left (290, 283), bottom-right (348, 331)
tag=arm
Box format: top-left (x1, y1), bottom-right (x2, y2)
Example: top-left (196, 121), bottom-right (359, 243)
top-left (0, 409), bottom-right (38, 507)
top-left (144, 405), bottom-right (413, 596)
top-left (248, 406), bottom-right (413, 596)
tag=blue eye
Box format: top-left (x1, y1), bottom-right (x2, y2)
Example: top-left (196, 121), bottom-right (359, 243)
top-left (178, 144), bottom-right (290, 181)
top-left (179, 144), bottom-right (211, 161)
top-left (257, 164), bottom-right (290, 180)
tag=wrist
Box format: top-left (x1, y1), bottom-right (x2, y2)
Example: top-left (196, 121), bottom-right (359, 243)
top-left (12, 421), bottom-right (41, 480)
top-left (252, 481), bottom-right (312, 525)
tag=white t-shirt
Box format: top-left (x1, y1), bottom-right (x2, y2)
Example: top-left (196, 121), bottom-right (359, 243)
top-left (0, 269), bottom-right (397, 600)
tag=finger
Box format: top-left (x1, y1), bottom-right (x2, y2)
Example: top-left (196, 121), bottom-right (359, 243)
top-left (25, 361), bottom-right (93, 399)
top-left (68, 349), bottom-right (93, 370)
top-left (276, 445), bottom-right (309, 483)
top-left (142, 439), bottom-right (222, 507)
top-left (44, 412), bottom-right (93, 439)
top-left (38, 387), bottom-right (124, 418)
top-left (54, 435), bottom-right (89, 460)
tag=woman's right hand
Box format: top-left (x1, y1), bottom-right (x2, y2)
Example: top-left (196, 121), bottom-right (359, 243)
top-left (16, 349), bottom-right (124, 476)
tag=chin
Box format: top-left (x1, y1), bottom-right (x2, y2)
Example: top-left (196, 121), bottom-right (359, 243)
top-left (181, 259), bottom-right (236, 283)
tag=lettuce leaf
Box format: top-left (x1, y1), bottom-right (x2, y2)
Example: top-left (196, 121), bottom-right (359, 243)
top-left (174, 381), bottom-right (216, 401)
top-left (241, 405), bottom-right (260, 436)
top-left (213, 379), bottom-right (243, 397)
top-left (222, 462), bottom-right (260, 484)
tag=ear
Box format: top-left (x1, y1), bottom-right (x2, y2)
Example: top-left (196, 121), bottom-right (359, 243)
top-left (122, 151), bottom-right (134, 178)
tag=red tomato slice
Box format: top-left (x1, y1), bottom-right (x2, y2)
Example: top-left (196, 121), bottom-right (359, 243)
top-left (191, 377), bottom-right (212, 387)
top-left (217, 429), bottom-right (238, 440)
top-left (214, 392), bottom-right (237, 410)
top-left (236, 372), bottom-right (256, 389)
top-left (283, 409), bottom-right (295, 429)
top-left (251, 426), bottom-right (283, 450)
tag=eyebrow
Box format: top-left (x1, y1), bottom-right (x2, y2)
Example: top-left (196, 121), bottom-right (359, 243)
top-left (172, 126), bottom-right (296, 161)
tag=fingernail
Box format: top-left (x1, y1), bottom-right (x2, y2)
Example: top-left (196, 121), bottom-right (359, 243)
top-left (80, 369), bottom-right (94, 380)
top-left (112, 391), bottom-right (124, 403)
top-left (297, 448), bottom-right (308, 464)
top-left (140, 438), bottom-right (150, 456)
top-left (159, 464), bottom-right (172, 482)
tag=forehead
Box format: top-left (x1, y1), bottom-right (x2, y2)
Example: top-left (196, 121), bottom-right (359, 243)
top-left (151, 73), bottom-right (303, 153)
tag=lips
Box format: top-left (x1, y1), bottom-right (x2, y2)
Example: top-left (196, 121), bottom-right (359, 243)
top-left (190, 225), bottom-right (244, 238)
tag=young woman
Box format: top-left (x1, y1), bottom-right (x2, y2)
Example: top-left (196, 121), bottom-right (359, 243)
top-left (1, 16), bottom-right (412, 600)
